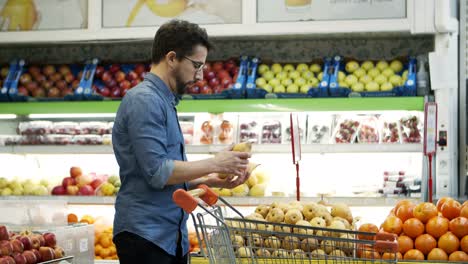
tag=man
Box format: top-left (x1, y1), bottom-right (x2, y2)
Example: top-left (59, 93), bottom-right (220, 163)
top-left (112, 20), bottom-right (251, 264)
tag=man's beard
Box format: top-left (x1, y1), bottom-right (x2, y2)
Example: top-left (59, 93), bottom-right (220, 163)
top-left (175, 70), bottom-right (193, 95)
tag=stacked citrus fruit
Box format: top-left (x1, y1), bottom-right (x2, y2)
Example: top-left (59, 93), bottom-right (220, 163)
top-left (364, 198), bottom-right (468, 261)
top-left (94, 227), bottom-right (118, 260)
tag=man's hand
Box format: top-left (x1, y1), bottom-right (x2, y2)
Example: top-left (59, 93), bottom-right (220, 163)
top-left (204, 172), bottom-right (250, 189)
top-left (212, 149), bottom-right (250, 178)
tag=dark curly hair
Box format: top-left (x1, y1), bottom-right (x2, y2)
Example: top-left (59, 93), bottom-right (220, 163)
top-left (152, 20), bottom-right (213, 64)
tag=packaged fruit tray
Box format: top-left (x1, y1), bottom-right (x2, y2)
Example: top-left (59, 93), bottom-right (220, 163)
top-left (183, 57), bottom-right (244, 100)
top-left (328, 56), bottom-right (417, 98)
top-left (245, 57), bottom-right (331, 99)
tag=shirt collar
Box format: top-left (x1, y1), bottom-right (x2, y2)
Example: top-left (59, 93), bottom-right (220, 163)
top-left (144, 72), bottom-right (179, 106)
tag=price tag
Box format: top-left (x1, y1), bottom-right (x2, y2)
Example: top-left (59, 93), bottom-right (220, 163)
top-left (79, 238), bottom-right (88, 252)
top-left (290, 113), bottom-right (301, 164)
top-left (424, 103), bottom-right (437, 155)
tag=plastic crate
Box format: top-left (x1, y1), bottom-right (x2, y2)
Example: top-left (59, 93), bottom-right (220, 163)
top-left (54, 224), bottom-right (95, 264)
top-left (328, 56), bottom-right (417, 97)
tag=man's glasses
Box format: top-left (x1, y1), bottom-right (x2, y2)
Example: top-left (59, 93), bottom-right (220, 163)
top-left (183, 56), bottom-right (204, 72)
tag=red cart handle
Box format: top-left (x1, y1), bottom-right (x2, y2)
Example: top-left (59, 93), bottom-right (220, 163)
top-left (173, 184), bottom-right (218, 213)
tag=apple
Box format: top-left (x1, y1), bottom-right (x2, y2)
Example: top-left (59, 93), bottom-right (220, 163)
top-left (0, 226), bottom-right (9, 241)
top-left (90, 179), bottom-right (103, 190)
top-left (63, 73), bottom-right (74, 84)
top-left (380, 82), bottom-right (394, 91)
top-left (58, 65), bottom-right (70, 76)
top-left (286, 84), bottom-right (299, 93)
top-left (101, 71), bottom-right (113, 83)
top-left (38, 247), bottom-right (54, 261)
top-left (281, 79), bottom-right (293, 87)
top-left (114, 71), bottom-right (126, 82)
top-left (50, 73), bottom-right (62, 83)
top-left (127, 70), bottom-right (138, 81)
top-left (66, 185), bottom-right (79, 195)
top-left (308, 77), bottom-right (319, 87)
top-left (0, 256), bottom-right (14, 264)
top-left (53, 246), bottom-right (64, 259)
top-left (317, 72), bottom-right (323, 81)
top-left (338, 81), bottom-right (349, 88)
top-left (98, 87), bottom-right (111, 97)
top-left (19, 236), bottom-right (32, 250)
top-left (361, 61), bottom-right (374, 71)
top-left (134, 64), bottom-right (146, 75)
top-left (105, 79), bottom-right (117, 89)
top-left (46, 87), bottom-right (60, 98)
top-left (373, 74), bottom-right (387, 85)
top-left (42, 233), bottom-right (56, 248)
top-left (255, 77), bottom-right (267, 87)
top-left (344, 75), bottom-right (358, 86)
top-left (288, 71), bottom-right (301, 80)
top-left (365, 81), bottom-right (379, 92)
top-left (20, 74), bottom-right (32, 85)
top-left (223, 60), bottom-right (236, 72)
top-left (30, 237), bottom-right (40, 250)
top-left (75, 174), bottom-right (92, 188)
top-left (95, 66), bottom-right (105, 78)
top-left (353, 68), bottom-right (366, 78)
top-left (271, 63), bottom-right (282, 74)
top-left (345, 61), bottom-right (359, 73)
top-left (121, 88), bottom-right (130, 97)
top-left (220, 77), bottom-right (232, 88)
top-left (268, 79), bottom-right (280, 87)
top-left (294, 78), bottom-right (307, 86)
top-left (283, 64), bottom-right (294, 72)
top-left (31, 88), bottom-right (46, 98)
top-left (109, 64), bottom-right (120, 73)
top-left (309, 64), bottom-right (322, 73)
top-left (0, 67), bottom-right (9, 78)
top-left (110, 86), bottom-right (121, 97)
top-left (71, 80), bottom-right (80, 89)
top-left (389, 75), bottom-right (403, 87)
top-left (41, 80), bottom-right (52, 90)
top-left (32, 74), bottom-right (46, 84)
top-left (275, 72), bottom-right (288, 81)
top-left (262, 84), bottom-right (273, 93)
top-left (186, 84), bottom-right (199, 94)
top-left (338, 71), bottom-right (346, 81)
top-left (208, 78), bottom-right (219, 88)
top-left (390, 60), bottom-right (403, 73)
top-left (56, 80), bottom-right (68, 90)
top-left (78, 185), bottom-right (94, 196)
top-left (31, 249), bottom-right (40, 262)
top-left (296, 63), bottom-right (308, 72)
top-left (376, 60), bottom-right (389, 71)
top-left (0, 240), bottom-right (13, 256)
top-left (301, 71), bottom-right (314, 80)
top-left (18, 87), bottom-right (29, 96)
top-left (62, 177), bottom-right (76, 188)
top-left (359, 75), bottom-right (372, 84)
top-left (212, 62), bottom-right (223, 72)
top-left (12, 253), bottom-right (26, 264)
top-left (130, 79), bottom-right (141, 87)
top-left (262, 71), bottom-right (275, 81)
top-left (382, 68), bottom-right (395, 78)
top-left (366, 68), bottom-right (379, 78)
top-left (25, 81), bottom-right (38, 93)
top-left (119, 80), bottom-right (131, 90)
top-left (31, 235), bottom-right (44, 248)
top-left (258, 64), bottom-right (269, 75)
top-left (216, 70), bottom-right (230, 80)
top-left (300, 84), bottom-right (310, 94)
top-left (212, 85), bottom-right (223, 94)
top-left (22, 250), bottom-right (36, 264)
top-left (351, 82), bottom-right (365, 92)
top-left (272, 84), bottom-right (286, 93)
top-left (200, 85), bottom-right (213, 94)
top-left (42, 65), bottom-right (56, 77)
top-left (205, 71), bottom-right (216, 81)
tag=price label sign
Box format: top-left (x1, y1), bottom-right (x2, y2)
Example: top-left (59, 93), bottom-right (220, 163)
top-left (290, 113), bottom-right (301, 164)
top-left (424, 102), bottom-right (438, 155)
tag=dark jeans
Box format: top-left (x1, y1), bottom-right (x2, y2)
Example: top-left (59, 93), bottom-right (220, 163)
top-left (113, 231), bottom-right (188, 264)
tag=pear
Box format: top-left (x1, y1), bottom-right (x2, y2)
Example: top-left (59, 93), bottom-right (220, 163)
top-left (231, 184), bottom-right (249, 197)
top-left (264, 236), bottom-right (281, 249)
top-left (284, 209), bottom-right (303, 225)
top-left (293, 220), bottom-right (314, 236)
top-left (272, 249), bottom-right (289, 257)
top-left (256, 248), bottom-right (271, 257)
top-left (236, 246), bottom-right (253, 257)
top-left (232, 142), bottom-right (252, 152)
top-left (266, 208), bottom-right (284, 223)
top-left (254, 204), bottom-right (270, 218)
top-left (310, 249), bottom-right (327, 259)
top-left (249, 184), bottom-right (266, 197)
top-left (301, 238), bottom-right (319, 252)
top-left (293, 249), bottom-right (307, 258)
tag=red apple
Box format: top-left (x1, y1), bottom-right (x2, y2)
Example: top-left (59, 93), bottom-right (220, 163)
top-left (71, 80), bottom-right (80, 89)
top-left (50, 73), bottom-right (61, 83)
top-left (21, 250), bottom-right (36, 264)
top-left (17, 86), bottom-right (29, 96)
top-left (231, 66), bottom-right (240, 76)
top-left (58, 65), bottom-right (70, 76)
top-left (223, 59), bottom-right (236, 72)
top-left (0, 226), bottom-right (8, 241)
top-left (1, 67), bottom-right (9, 78)
top-left (31, 88), bottom-right (46, 98)
top-left (0, 241), bottom-right (13, 256)
top-left (25, 81), bottom-right (38, 92)
top-left (90, 179), bottom-right (103, 190)
top-left (205, 71), bottom-right (216, 81)
top-left (200, 85), bottom-right (213, 94)
top-left (130, 79), bottom-right (140, 87)
top-left (31, 249), bottom-right (40, 263)
top-left (38, 247), bottom-right (54, 261)
top-left (41, 80), bottom-right (52, 90)
top-left (127, 70), bottom-right (138, 81)
top-left (101, 71), bottom-right (113, 83)
top-left (119, 80), bottom-right (131, 90)
top-left (105, 78), bottom-right (117, 88)
top-left (98, 87), bottom-right (110, 97)
top-left (32, 74), bottom-right (46, 84)
top-left (195, 80), bottom-right (207, 88)
top-left (20, 74), bottom-right (32, 85)
top-left (186, 84), bottom-right (199, 94)
top-left (30, 237), bottom-right (40, 250)
top-left (47, 87), bottom-right (61, 98)
top-left (110, 87), bottom-right (121, 98)
top-left (10, 239), bottom-right (23, 253)
top-left (114, 71), bottom-right (126, 82)
top-left (216, 70), bottom-right (230, 80)
top-left (134, 64), bottom-right (146, 75)
top-left (12, 253), bottom-right (26, 264)
top-left (220, 77), bottom-right (232, 88)
top-left (64, 73), bottom-right (75, 84)
top-left (31, 235), bottom-right (44, 248)
top-left (66, 185), bottom-right (79, 195)
top-left (53, 246), bottom-right (64, 258)
top-left (61, 88), bottom-right (73, 97)
top-left (0, 256), bottom-right (14, 264)
top-left (109, 64), bottom-right (120, 73)
top-left (70, 166), bottom-right (82, 178)
top-left (62, 177), bottom-right (76, 188)
top-left (212, 62), bottom-right (223, 72)
top-left (19, 236), bottom-right (32, 251)
top-left (212, 85), bottom-right (224, 94)
top-left (51, 185), bottom-right (66, 196)
top-left (42, 65), bottom-right (56, 77)
top-left (95, 66), bottom-right (105, 78)
top-left (55, 80), bottom-right (67, 90)
top-left (208, 78), bottom-right (219, 88)
top-left (42, 233), bottom-right (56, 248)
top-left (77, 185), bottom-right (94, 196)
top-left (28, 66), bottom-right (40, 76)
top-left (121, 88), bottom-right (130, 97)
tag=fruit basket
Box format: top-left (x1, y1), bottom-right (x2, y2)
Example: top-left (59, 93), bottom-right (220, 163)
top-left (245, 57), bottom-right (331, 99)
top-left (328, 56), bottom-right (417, 97)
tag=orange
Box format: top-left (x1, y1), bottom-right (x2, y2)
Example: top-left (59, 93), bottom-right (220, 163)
top-left (449, 251), bottom-right (468, 262)
top-left (426, 216), bottom-right (449, 239)
top-left (402, 218), bottom-right (424, 239)
top-left (394, 200), bottom-right (414, 214)
top-left (95, 256), bottom-right (102, 260)
top-left (449, 216), bottom-right (468, 238)
top-left (109, 245), bottom-right (116, 255)
top-left (94, 244), bottom-right (103, 256)
top-left (381, 215), bottom-right (403, 235)
top-left (100, 234), bottom-right (113, 248)
top-left (438, 231), bottom-right (460, 254)
top-left (441, 200), bottom-right (462, 220)
top-left (397, 235), bottom-right (413, 254)
top-left (403, 249), bottom-right (424, 260)
top-left (381, 252), bottom-right (399, 260)
top-left (414, 234), bottom-right (437, 255)
top-left (436, 197), bottom-right (454, 212)
top-left (396, 203), bottom-right (416, 223)
top-left (358, 223), bottom-right (379, 240)
top-left (427, 248), bottom-right (448, 261)
top-left (460, 205), bottom-right (468, 218)
top-left (100, 247), bottom-right (111, 258)
top-left (413, 202), bottom-right (438, 223)
top-left (460, 235), bottom-right (468, 253)
top-left (67, 213), bottom-right (78, 223)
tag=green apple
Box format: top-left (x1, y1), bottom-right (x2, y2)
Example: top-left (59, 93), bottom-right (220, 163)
top-left (12, 185), bottom-right (24, 195)
top-left (23, 182), bottom-right (35, 195)
top-left (271, 63), bottom-right (283, 74)
top-left (262, 84), bottom-right (273, 93)
top-left (8, 180), bottom-right (21, 190)
top-left (359, 75), bottom-right (372, 84)
top-left (380, 82), bottom-right (394, 91)
top-left (382, 68), bottom-right (395, 78)
top-left (308, 77), bottom-right (319, 87)
top-left (283, 64), bottom-right (295, 72)
top-left (351, 82), bottom-right (365, 92)
top-left (338, 81), bottom-right (349, 88)
top-left (294, 78), bottom-right (307, 86)
top-left (353, 68), bottom-right (366, 78)
top-left (288, 71), bottom-right (301, 80)
top-left (301, 71), bottom-right (314, 80)
top-left (390, 60), bottom-right (403, 73)
top-left (309, 63), bottom-right (322, 73)
top-left (273, 84), bottom-right (286, 93)
top-left (39, 179), bottom-right (50, 187)
top-left (373, 74), bottom-right (387, 85)
top-left (0, 177), bottom-right (8, 189)
top-left (281, 79), bottom-right (293, 87)
top-left (268, 78), bottom-right (281, 87)
top-left (286, 84), bottom-right (299, 93)
top-left (275, 72), bottom-right (288, 81)
top-left (263, 71), bottom-right (275, 81)
top-left (361, 60), bottom-right (374, 71)
top-left (317, 72), bottom-right (323, 81)
top-left (367, 68), bottom-right (380, 78)
top-left (389, 75), bottom-right (403, 87)
top-left (1, 187), bottom-right (12, 196)
top-left (300, 84), bottom-right (310, 94)
top-left (338, 71), bottom-right (346, 81)
top-left (296, 63), bottom-right (309, 72)
top-left (33, 185), bottom-right (49, 196)
top-left (255, 77), bottom-right (267, 87)
top-left (376, 60), bottom-right (389, 71)
top-left (345, 75), bottom-right (358, 86)
top-left (365, 81), bottom-right (380, 92)
top-left (345, 61), bottom-right (359, 73)
top-left (258, 64), bottom-right (270, 75)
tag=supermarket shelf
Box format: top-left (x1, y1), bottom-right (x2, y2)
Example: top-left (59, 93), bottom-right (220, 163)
top-left (0, 97), bottom-right (424, 115)
top-left (0, 195), bottom-right (420, 207)
top-left (0, 144), bottom-right (423, 155)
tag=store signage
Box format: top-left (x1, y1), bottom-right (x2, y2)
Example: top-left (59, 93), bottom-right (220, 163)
top-left (424, 102), bottom-right (437, 155)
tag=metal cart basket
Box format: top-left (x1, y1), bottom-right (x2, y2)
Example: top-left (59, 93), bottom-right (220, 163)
top-left (174, 185), bottom-right (399, 264)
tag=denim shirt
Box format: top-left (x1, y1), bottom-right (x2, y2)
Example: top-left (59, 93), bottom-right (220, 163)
top-left (112, 72), bottom-right (189, 256)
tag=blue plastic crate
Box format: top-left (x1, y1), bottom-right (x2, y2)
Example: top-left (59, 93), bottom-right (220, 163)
top-left (0, 61), bottom-right (20, 102)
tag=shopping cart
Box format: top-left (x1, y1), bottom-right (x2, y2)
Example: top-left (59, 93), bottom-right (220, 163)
top-left (174, 185), bottom-right (399, 264)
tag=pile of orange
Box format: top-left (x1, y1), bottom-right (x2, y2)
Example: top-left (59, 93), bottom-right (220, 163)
top-left (67, 213), bottom-right (95, 225)
top-left (376, 198), bottom-right (468, 262)
top-left (94, 227), bottom-right (118, 260)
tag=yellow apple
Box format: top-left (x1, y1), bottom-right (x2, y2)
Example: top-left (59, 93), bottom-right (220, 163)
top-left (262, 84), bottom-right (273, 93)
top-left (390, 60), bottom-right (403, 73)
top-left (351, 82), bottom-right (365, 92)
top-left (258, 64), bottom-right (269, 75)
top-left (231, 184), bottom-right (249, 196)
top-left (273, 84), bottom-right (286, 93)
top-left (249, 184), bottom-right (266, 197)
top-left (353, 68), bottom-right (366, 78)
top-left (361, 60), bottom-right (374, 71)
top-left (380, 82), bottom-right (394, 91)
top-left (296, 63), bottom-right (309, 72)
top-left (365, 81), bottom-right (380, 92)
top-left (300, 84), bottom-right (310, 94)
top-left (373, 74), bottom-right (387, 85)
top-left (367, 68), bottom-right (380, 78)
top-left (301, 71), bottom-right (314, 80)
top-left (271, 63), bottom-right (282, 74)
top-left (345, 61), bottom-right (359, 73)
top-left (359, 75), bottom-right (372, 84)
top-left (309, 63), bottom-right (322, 73)
top-left (286, 84), bottom-right (299, 93)
top-left (255, 77), bottom-right (267, 88)
top-left (283, 64), bottom-right (295, 72)
top-left (345, 75), bottom-right (358, 86)
top-left (389, 75), bottom-right (402, 87)
top-left (376, 60), bottom-right (389, 71)
top-left (382, 68), bottom-right (395, 78)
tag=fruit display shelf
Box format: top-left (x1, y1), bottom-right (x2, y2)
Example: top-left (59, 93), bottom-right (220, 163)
top-left (0, 97), bottom-right (424, 115)
top-left (0, 143), bottom-right (423, 155)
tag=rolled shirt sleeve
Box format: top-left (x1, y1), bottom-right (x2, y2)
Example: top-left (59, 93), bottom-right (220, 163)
top-left (126, 92), bottom-right (174, 189)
